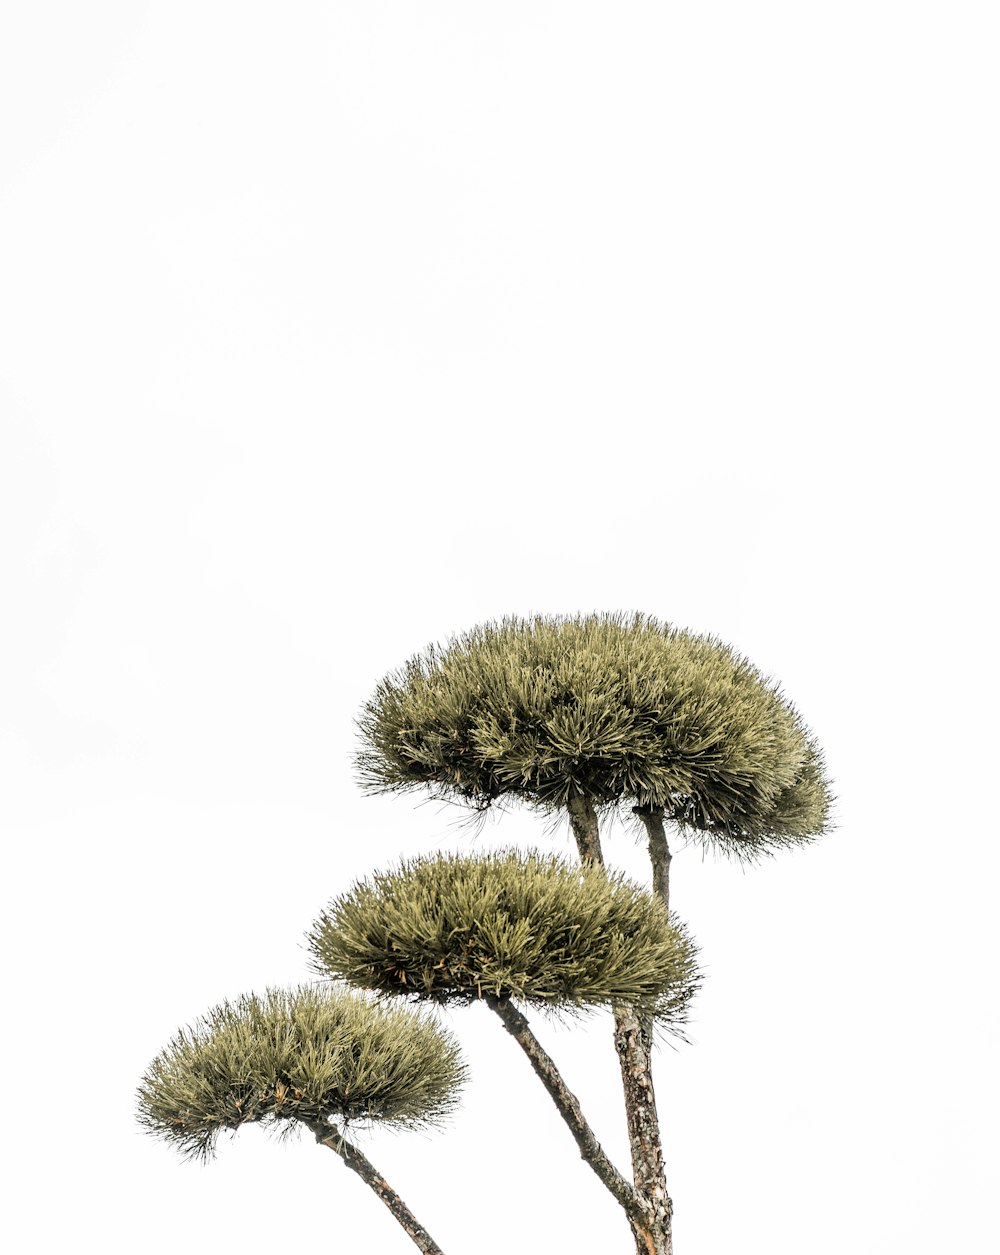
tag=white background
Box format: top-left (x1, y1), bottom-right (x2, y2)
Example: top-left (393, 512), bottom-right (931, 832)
top-left (2, 3), bottom-right (996, 1252)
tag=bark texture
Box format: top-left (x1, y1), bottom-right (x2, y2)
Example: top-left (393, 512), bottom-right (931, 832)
top-left (635, 805), bottom-right (671, 912)
top-left (486, 993), bottom-right (644, 1226)
top-left (567, 794), bottom-right (674, 1255)
top-left (307, 1120), bottom-right (446, 1255)
top-left (613, 1005), bottom-right (673, 1255)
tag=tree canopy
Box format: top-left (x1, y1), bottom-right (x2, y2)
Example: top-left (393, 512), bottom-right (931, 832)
top-left (357, 613), bottom-right (831, 856)
top-left (308, 849), bottom-right (699, 1022)
top-left (137, 985), bottom-right (467, 1161)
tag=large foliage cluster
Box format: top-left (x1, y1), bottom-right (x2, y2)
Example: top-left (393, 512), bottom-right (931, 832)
top-left (357, 613), bottom-right (831, 855)
top-left (137, 985), bottom-right (466, 1160)
top-left (308, 850), bottom-right (699, 1021)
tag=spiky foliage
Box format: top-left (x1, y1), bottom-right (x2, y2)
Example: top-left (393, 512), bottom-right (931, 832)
top-left (137, 985), bottom-right (467, 1161)
top-left (357, 613), bottom-right (832, 856)
top-left (308, 850), bottom-right (699, 1023)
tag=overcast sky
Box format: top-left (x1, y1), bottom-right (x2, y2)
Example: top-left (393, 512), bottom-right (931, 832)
top-left (2, 3), bottom-right (996, 1253)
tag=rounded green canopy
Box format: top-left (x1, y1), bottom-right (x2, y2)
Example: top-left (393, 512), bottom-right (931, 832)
top-left (138, 984), bottom-right (466, 1160)
top-left (357, 613), bottom-right (831, 856)
top-left (309, 850), bottom-right (699, 1023)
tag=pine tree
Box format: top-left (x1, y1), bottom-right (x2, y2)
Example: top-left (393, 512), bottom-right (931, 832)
top-left (140, 612), bottom-right (830, 1254)
top-left (308, 849), bottom-right (699, 1235)
top-left (138, 985), bottom-right (466, 1254)
top-left (352, 613), bottom-right (833, 1254)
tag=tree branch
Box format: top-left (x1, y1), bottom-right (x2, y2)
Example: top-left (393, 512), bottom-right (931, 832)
top-left (305, 1119), bottom-right (446, 1255)
top-left (634, 805), bottom-right (671, 912)
top-left (565, 797), bottom-right (675, 1255)
top-left (612, 1003), bottom-right (673, 1255)
top-left (485, 994), bottom-right (646, 1227)
top-left (567, 791), bottom-right (604, 864)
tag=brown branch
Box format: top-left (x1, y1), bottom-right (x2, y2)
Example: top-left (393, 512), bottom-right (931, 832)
top-left (485, 994), bottom-right (645, 1228)
top-left (634, 805), bottom-right (671, 912)
top-left (612, 1004), bottom-right (674, 1255)
top-left (567, 791), bottom-right (604, 865)
top-left (566, 794), bottom-right (675, 1255)
top-left (627, 803), bottom-right (672, 1255)
top-left (305, 1119), bottom-right (446, 1255)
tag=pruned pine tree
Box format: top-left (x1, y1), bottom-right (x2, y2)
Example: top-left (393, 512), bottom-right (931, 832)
top-left (356, 613), bottom-right (833, 1255)
top-left (137, 985), bottom-right (466, 1255)
top-left (308, 850), bottom-right (699, 1237)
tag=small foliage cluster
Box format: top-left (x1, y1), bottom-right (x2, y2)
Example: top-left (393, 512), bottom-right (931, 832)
top-left (137, 985), bottom-right (466, 1160)
top-left (308, 850), bottom-right (699, 1021)
top-left (357, 613), bottom-right (831, 855)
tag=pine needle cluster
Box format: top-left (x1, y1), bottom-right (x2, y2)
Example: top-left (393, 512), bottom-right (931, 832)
top-left (357, 613), bottom-right (831, 856)
top-left (308, 850), bottom-right (699, 1022)
top-left (137, 985), bottom-right (467, 1161)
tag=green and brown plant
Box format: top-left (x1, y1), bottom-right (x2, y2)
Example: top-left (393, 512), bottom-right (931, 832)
top-left (138, 984), bottom-right (466, 1255)
top-left (140, 611), bottom-right (830, 1255)
top-left (308, 848), bottom-right (699, 1235)
top-left (354, 612), bottom-right (833, 1255)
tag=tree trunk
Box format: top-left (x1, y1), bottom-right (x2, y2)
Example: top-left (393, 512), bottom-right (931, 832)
top-left (306, 1119), bottom-right (447, 1255)
top-left (613, 1005), bottom-right (674, 1255)
top-left (567, 794), bottom-right (674, 1255)
top-left (628, 805), bottom-right (676, 1250)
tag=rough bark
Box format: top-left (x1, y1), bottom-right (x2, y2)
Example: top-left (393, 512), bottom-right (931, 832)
top-left (486, 993), bottom-right (645, 1228)
top-left (634, 805), bottom-right (671, 912)
top-left (566, 791), bottom-right (604, 867)
top-left (628, 805), bottom-right (676, 1245)
top-left (612, 1005), bottom-right (673, 1255)
top-left (567, 793), bottom-right (674, 1255)
top-left (306, 1119), bottom-right (446, 1255)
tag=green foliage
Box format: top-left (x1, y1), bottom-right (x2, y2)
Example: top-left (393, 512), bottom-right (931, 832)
top-left (137, 985), bottom-right (467, 1161)
top-left (357, 613), bottom-right (831, 856)
top-left (308, 850), bottom-right (699, 1023)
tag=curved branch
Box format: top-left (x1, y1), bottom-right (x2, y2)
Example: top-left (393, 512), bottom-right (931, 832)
top-left (305, 1119), bottom-right (446, 1255)
top-left (485, 994), bottom-right (645, 1227)
top-left (634, 805), bottom-right (671, 912)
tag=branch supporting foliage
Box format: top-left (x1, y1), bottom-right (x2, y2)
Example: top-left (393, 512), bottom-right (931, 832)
top-left (486, 994), bottom-right (645, 1227)
top-left (309, 845), bottom-right (698, 1252)
top-left (305, 1120), bottom-right (446, 1255)
top-left (351, 614), bottom-right (831, 1252)
top-left (635, 805), bottom-right (672, 912)
top-left (567, 791), bottom-right (603, 866)
top-left (137, 986), bottom-right (464, 1253)
top-left (140, 613), bottom-right (830, 1253)
top-left (566, 796), bottom-right (675, 1255)
top-left (613, 1005), bottom-right (673, 1255)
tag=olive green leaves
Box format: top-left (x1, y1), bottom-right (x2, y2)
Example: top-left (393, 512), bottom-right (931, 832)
top-left (137, 985), bottom-right (467, 1161)
top-left (356, 613), bottom-right (832, 857)
top-left (308, 850), bottom-right (699, 1025)
top-left (138, 613), bottom-right (830, 1255)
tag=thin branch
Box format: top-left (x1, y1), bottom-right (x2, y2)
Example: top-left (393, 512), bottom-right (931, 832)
top-left (634, 805), bottom-right (671, 912)
top-left (485, 994), bottom-right (646, 1227)
top-left (305, 1119), bottom-right (446, 1255)
top-left (565, 796), bottom-right (674, 1255)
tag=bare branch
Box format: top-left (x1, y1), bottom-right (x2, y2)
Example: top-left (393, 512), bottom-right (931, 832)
top-left (566, 799), bottom-right (675, 1255)
top-left (485, 995), bottom-right (645, 1228)
top-left (635, 805), bottom-right (672, 912)
top-left (306, 1119), bottom-right (447, 1255)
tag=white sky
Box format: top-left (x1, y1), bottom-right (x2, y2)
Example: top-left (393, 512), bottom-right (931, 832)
top-left (2, 3), bottom-right (996, 1252)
